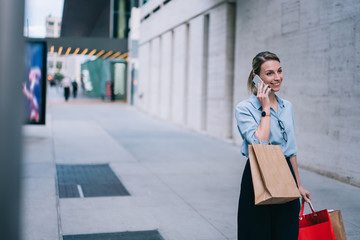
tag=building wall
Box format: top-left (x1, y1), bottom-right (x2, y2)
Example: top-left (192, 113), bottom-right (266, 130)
top-left (138, 0), bottom-right (235, 136)
top-left (46, 16), bottom-right (61, 38)
top-left (187, 15), bottom-right (206, 131)
top-left (232, 0), bottom-right (360, 185)
top-left (138, 42), bottom-right (150, 111)
top-left (47, 53), bottom-right (63, 77)
top-left (140, 0), bottom-right (233, 43)
top-left (159, 31), bottom-right (173, 120)
top-left (47, 53), bottom-right (82, 84)
top-left (127, 7), bottom-right (140, 105)
top-left (149, 37), bottom-right (161, 116)
top-left (171, 25), bottom-right (188, 124)
top-left (137, 0), bottom-right (360, 185)
top-left (206, 3), bottom-right (236, 138)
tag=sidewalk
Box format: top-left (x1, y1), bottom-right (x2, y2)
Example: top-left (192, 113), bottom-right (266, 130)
top-left (21, 87), bottom-right (360, 240)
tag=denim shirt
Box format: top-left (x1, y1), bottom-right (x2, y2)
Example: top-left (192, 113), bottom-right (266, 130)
top-left (235, 94), bottom-right (298, 158)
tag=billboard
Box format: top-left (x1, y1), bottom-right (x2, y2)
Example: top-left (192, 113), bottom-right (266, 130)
top-left (23, 40), bottom-right (47, 124)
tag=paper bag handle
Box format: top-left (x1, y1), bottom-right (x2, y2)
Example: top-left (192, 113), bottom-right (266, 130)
top-left (299, 200), bottom-right (316, 219)
top-left (256, 136), bottom-right (272, 145)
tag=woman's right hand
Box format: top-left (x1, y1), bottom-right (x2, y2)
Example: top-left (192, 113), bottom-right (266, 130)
top-left (256, 81), bottom-right (271, 110)
top-left (254, 81), bottom-right (272, 142)
top-left (299, 185), bottom-right (311, 203)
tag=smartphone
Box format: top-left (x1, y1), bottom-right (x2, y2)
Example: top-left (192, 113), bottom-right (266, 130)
top-left (252, 75), bottom-right (271, 94)
top-left (252, 75), bottom-right (263, 88)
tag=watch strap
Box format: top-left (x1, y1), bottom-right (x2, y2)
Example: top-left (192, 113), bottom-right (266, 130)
top-left (261, 111), bottom-right (270, 117)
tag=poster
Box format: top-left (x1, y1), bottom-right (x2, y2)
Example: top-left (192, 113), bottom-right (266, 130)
top-left (23, 40), bottom-right (47, 124)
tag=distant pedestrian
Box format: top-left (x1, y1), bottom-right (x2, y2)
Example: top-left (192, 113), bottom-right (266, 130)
top-left (235, 51), bottom-right (311, 239)
top-left (72, 80), bottom-right (78, 98)
top-left (62, 77), bottom-right (71, 101)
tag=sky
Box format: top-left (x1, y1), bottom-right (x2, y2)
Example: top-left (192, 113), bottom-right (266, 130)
top-left (24, 0), bottom-right (64, 38)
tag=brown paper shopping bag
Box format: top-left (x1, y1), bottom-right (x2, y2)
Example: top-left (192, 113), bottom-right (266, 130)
top-left (329, 210), bottom-right (347, 240)
top-left (248, 141), bottom-right (300, 205)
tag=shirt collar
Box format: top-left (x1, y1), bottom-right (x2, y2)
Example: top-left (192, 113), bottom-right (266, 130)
top-left (249, 94), bottom-right (285, 110)
top-left (275, 94), bottom-right (285, 109)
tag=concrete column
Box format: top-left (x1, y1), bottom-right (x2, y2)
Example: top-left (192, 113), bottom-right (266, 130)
top-left (159, 31), bottom-right (172, 120)
top-left (0, 1), bottom-right (25, 239)
top-left (138, 43), bottom-right (150, 111)
top-left (171, 25), bottom-right (187, 125)
top-left (186, 15), bottom-right (206, 131)
top-left (149, 37), bottom-right (160, 116)
top-left (206, 3), bottom-right (236, 139)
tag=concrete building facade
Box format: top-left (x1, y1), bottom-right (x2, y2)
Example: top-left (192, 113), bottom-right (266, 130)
top-left (47, 52), bottom-right (83, 85)
top-left (46, 15), bottom-right (61, 38)
top-left (136, 0), bottom-right (360, 186)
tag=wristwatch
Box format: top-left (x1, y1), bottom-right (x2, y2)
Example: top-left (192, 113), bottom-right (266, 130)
top-left (261, 111), bottom-right (270, 117)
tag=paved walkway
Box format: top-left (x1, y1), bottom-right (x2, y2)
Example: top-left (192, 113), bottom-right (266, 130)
top-left (21, 86), bottom-right (360, 240)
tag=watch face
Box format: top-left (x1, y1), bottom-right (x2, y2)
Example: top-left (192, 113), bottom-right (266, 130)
top-left (262, 111), bottom-right (266, 117)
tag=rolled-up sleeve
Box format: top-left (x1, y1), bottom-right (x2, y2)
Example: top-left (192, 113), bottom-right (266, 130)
top-left (235, 95), bottom-right (298, 158)
top-left (235, 102), bottom-right (260, 157)
top-left (235, 103), bottom-right (258, 144)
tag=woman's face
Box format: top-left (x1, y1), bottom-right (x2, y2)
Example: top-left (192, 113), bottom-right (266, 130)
top-left (259, 60), bottom-right (283, 92)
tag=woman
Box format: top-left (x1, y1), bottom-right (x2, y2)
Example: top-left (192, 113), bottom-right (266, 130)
top-left (235, 51), bottom-right (311, 239)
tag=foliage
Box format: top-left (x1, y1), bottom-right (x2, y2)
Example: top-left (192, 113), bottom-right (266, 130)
top-left (54, 72), bottom-right (64, 81)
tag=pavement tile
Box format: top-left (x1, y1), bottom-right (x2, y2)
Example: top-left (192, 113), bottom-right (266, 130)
top-left (20, 88), bottom-right (360, 240)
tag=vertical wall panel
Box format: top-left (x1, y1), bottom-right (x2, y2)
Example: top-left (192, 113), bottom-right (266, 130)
top-left (158, 36), bottom-right (162, 115)
top-left (183, 23), bottom-right (190, 125)
top-left (187, 16), bottom-right (205, 131)
top-left (138, 43), bottom-right (150, 111)
top-left (202, 14), bottom-right (210, 131)
top-left (206, 3), bottom-right (235, 139)
top-left (159, 31), bottom-right (173, 120)
top-left (149, 37), bottom-right (160, 115)
top-left (171, 25), bottom-right (187, 124)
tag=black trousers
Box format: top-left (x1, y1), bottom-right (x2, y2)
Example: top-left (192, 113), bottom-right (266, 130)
top-left (64, 87), bottom-right (70, 101)
top-left (237, 158), bottom-right (300, 240)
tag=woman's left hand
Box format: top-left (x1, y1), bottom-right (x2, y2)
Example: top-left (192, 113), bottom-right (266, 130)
top-left (299, 185), bottom-right (311, 202)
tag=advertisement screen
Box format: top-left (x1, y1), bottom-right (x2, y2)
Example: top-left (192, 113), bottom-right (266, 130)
top-left (23, 40), bottom-right (47, 124)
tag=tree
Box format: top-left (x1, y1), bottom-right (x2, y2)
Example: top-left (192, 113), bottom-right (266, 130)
top-left (53, 72), bottom-right (64, 81)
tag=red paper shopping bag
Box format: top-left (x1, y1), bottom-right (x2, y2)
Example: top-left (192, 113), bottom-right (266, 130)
top-left (298, 201), bottom-right (336, 240)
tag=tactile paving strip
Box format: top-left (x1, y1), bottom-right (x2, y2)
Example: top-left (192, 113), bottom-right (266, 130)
top-left (56, 164), bottom-right (130, 198)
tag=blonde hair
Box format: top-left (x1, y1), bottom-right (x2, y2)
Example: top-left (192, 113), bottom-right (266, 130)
top-left (247, 51), bottom-right (280, 95)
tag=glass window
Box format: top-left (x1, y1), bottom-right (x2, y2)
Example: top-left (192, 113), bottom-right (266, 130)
top-left (133, 0), bottom-right (139, 8)
top-left (113, 0), bottom-right (131, 39)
